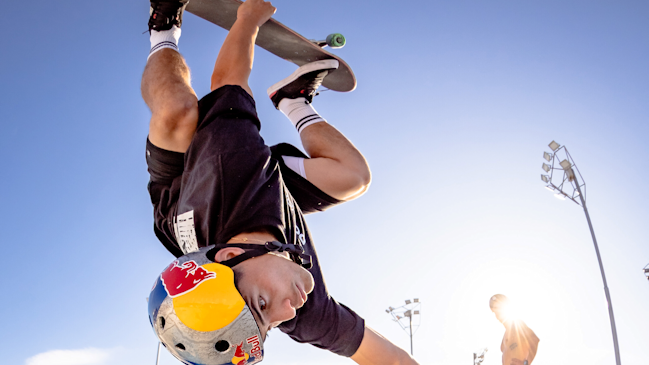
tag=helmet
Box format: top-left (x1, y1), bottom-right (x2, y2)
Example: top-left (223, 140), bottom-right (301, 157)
top-left (148, 246), bottom-right (263, 365)
top-left (148, 242), bottom-right (312, 365)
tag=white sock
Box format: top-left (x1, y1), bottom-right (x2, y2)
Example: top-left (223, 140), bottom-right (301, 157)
top-left (278, 98), bottom-right (327, 134)
top-left (148, 25), bottom-right (182, 60)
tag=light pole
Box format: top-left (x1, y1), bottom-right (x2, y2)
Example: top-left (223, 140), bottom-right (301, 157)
top-left (147, 296), bottom-right (163, 365)
top-left (385, 298), bottom-right (421, 355)
top-left (155, 342), bottom-right (162, 365)
top-left (540, 141), bottom-right (621, 365)
top-left (473, 348), bottom-right (487, 365)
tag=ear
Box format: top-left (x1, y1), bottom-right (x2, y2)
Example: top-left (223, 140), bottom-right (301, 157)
top-left (213, 247), bottom-right (246, 263)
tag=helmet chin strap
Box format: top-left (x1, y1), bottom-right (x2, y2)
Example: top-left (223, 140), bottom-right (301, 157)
top-left (206, 241), bottom-right (312, 269)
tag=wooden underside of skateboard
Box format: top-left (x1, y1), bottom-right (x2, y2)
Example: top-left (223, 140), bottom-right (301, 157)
top-left (186, 0), bottom-right (356, 92)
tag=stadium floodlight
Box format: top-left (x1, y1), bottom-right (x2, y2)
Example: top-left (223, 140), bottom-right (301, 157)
top-left (538, 141), bottom-right (620, 365)
top-left (543, 152), bottom-right (552, 162)
top-left (549, 140), bottom-right (560, 151)
top-left (386, 298), bottom-right (421, 355)
top-left (474, 348), bottom-right (488, 365)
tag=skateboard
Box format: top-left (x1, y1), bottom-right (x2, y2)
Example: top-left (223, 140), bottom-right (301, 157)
top-left (186, 0), bottom-right (356, 92)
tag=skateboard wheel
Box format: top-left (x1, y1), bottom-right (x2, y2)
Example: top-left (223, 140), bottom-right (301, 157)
top-left (326, 33), bottom-right (346, 49)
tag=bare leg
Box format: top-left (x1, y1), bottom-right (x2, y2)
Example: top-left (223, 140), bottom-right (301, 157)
top-left (210, 0), bottom-right (276, 95)
top-left (141, 49), bottom-right (199, 152)
top-left (301, 123), bottom-right (371, 201)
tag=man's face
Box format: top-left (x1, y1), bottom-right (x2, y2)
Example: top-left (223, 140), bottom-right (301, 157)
top-left (491, 306), bottom-right (506, 323)
top-left (234, 252), bottom-right (315, 340)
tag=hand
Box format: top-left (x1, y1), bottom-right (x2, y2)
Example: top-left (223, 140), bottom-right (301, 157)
top-left (237, 0), bottom-right (277, 28)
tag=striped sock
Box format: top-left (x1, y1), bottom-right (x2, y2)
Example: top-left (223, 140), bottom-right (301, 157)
top-left (278, 98), bottom-right (326, 134)
top-left (148, 25), bottom-right (181, 60)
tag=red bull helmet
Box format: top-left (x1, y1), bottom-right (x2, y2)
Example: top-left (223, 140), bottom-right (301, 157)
top-left (148, 243), bottom-right (311, 365)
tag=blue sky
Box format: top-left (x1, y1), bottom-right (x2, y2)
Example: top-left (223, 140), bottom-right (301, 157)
top-left (2, 0), bottom-right (648, 364)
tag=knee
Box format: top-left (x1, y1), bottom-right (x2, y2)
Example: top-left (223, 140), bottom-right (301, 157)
top-left (149, 97), bottom-right (199, 150)
top-left (152, 97), bottom-right (198, 130)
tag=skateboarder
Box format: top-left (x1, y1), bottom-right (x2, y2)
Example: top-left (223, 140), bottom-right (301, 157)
top-left (489, 294), bottom-right (540, 365)
top-left (142, 0), bottom-right (419, 364)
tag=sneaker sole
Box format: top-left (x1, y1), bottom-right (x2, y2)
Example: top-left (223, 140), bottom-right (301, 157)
top-left (266, 59), bottom-right (340, 97)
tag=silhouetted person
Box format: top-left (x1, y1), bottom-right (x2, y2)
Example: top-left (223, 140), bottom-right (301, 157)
top-left (489, 294), bottom-right (540, 365)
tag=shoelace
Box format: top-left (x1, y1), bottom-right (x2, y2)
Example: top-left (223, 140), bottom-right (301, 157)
top-left (303, 71), bottom-right (328, 96)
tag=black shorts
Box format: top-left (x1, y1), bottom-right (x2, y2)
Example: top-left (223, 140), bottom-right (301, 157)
top-left (145, 85), bottom-right (340, 257)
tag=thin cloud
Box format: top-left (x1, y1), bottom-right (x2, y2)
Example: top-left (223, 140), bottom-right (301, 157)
top-left (25, 348), bottom-right (111, 365)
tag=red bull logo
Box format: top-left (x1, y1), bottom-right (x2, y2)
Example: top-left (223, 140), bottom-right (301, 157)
top-left (231, 342), bottom-right (250, 365)
top-left (165, 262), bottom-right (244, 332)
top-left (161, 260), bottom-right (217, 298)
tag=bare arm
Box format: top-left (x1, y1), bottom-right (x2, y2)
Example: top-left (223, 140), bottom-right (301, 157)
top-left (210, 0), bottom-right (276, 95)
top-left (350, 326), bottom-right (419, 365)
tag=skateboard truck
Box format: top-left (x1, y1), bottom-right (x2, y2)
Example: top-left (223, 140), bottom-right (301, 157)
top-left (310, 33), bottom-right (346, 49)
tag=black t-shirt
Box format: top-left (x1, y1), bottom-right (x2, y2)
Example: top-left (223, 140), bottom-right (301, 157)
top-left (145, 85), bottom-right (365, 357)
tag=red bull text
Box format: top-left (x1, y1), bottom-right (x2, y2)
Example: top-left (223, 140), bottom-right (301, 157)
top-left (247, 335), bottom-right (262, 360)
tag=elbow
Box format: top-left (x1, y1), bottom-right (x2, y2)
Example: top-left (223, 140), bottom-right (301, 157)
top-left (356, 168), bottom-right (372, 196)
top-left (353, 159), bottom-right (372, 192)
top-left (341, 166), bottom-right (371, 201)
top-left (387, 346), bottom-right (419, 365)
top-left (359, 165), bottom-right (372, 188)
top-left (398, 352), bottom-right (418, 365)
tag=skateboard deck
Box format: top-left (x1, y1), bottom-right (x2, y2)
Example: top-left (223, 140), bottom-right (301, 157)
top-left (186, 0), bottom-right (356, 92)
